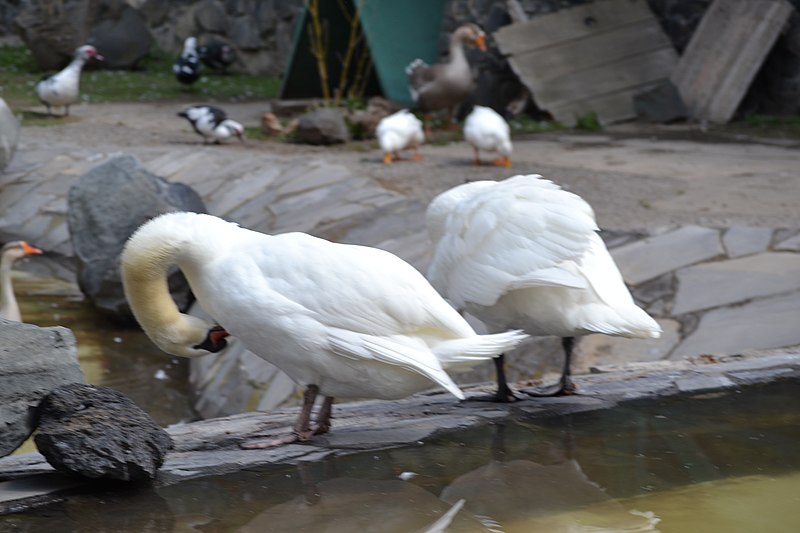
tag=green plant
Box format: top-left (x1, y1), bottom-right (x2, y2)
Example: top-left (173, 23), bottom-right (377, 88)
top-left (574, 111), bottom-right (602, 131)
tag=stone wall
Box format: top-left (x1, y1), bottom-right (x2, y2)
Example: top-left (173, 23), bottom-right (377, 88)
top-left (3, 1), bottom-right (799, 113)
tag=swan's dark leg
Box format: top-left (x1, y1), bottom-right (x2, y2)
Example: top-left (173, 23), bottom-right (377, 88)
top-left (239, 385), bottom-right (320, 449)
top-left (314, 396), bottom-right (334, 435)
top-left (523, 336), bottom-right (577, 397)
top-left (293, 385), bottom-right (319, 439)
top-left (493, 353), bottom-right (520, 402)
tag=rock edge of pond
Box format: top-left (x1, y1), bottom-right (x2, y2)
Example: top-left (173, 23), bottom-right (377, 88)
top-left (1, 350), bottom-right (799, 514)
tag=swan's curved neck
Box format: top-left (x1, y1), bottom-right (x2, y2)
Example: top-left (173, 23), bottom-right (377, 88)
top-left (123, 243), bottom-right (183, 332)
top-left (122, 235), bottom-right (213, 358)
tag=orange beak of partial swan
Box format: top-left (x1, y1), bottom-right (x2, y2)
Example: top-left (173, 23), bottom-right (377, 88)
top-left (475, 34), bottom-right (487, 52)
top-left (21, 242), bottom-right (43, 256)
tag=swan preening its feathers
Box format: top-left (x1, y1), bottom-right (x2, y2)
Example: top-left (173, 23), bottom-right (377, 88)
top-left (426, 174), bottom-right (662, 400)
top-left (1, 241), bottom-right (43, 322)
top-left (121, 212), bottom-right (527, 442)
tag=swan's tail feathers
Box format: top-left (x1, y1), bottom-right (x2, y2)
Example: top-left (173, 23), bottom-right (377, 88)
top-left (328, 330), bottom-right (466, 400)
top-left (434, 330), bottom-right (529, 366)
top-left (585, 309), bottom-right (662, 339)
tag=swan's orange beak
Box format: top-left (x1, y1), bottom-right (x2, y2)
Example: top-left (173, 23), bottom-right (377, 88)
top-left (475, 34), bottom-right (487, 51)
top-left (194, 325), bottom-right (230, 353)
top-left (21, 241), bottom-right (43, 256)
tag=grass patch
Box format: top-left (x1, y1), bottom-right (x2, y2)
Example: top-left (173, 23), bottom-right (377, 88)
top-left (0, 46), bottom-right (281, 111)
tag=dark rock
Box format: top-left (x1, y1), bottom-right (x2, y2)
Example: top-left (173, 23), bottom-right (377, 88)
top-left (293, 107), bottom-right (351, 145)
top-left (633, 80), bottom-right (688, 123)
top-left (66, 154), bottom-right (206, 322)
top-left (86, 4), bottom-right (153, 69)
top-left (0, 96), bottom-right (19, 172)
top-left (0, 320), bottom-right (83, 458)
top-left (13, 0), bottom-right (152, 71)
top-left (34, 383), bottom-right (173, 482)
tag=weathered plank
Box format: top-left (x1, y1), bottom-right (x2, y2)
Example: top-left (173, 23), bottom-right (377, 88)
top-left (670, 0), bottom-right (793, 123)
top-left (494, 0), bottom-right (678, 126)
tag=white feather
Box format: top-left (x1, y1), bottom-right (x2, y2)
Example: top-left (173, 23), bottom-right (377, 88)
top-left (123, 212), bottom-right (529, 401)
top-left (426, 174), bottom-right (662, 340)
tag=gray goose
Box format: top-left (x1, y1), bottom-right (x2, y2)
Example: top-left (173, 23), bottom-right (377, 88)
top-left (406, 23), bottom-right (486, 130)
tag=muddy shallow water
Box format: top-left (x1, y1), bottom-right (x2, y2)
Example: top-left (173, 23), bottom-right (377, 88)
top-left (3, 380), bottom-right (798, 532)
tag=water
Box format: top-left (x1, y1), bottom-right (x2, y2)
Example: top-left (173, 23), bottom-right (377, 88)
top-left (3, 380), bottom-right (799, 532)
top-left (12, 271), bottom-right (196, 431)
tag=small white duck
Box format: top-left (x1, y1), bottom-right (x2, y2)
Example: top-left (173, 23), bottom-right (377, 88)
top-left (177, 105), bottom-right (244, 144)
top-left (463, 105), bottom-right (512, 168)
top-left (1, 241), bottom-right (43, 322)
top-left (406, 23), bottom-right (487, 130)
top-left (121, 212), bottom-right (527, 444)
top-left (426, 174), bottom-right (662, 401)
top-left (35, 45), bottom-right (103, 117)
top-left (375, 109), bottom-right (425, 164)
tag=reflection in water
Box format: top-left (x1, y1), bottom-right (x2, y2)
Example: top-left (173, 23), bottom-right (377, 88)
top-left (441, 459), bottom-right (659, 532)
top-left (239, 478), bottom-right (473, 533)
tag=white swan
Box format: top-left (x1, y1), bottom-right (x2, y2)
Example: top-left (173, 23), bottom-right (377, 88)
top-left (121, 212), bottom-right (527, 443)
top-left (426, 174), bottom-right (661, 401)
top-left (463, 105), bottom-right (512, 168)
top-left (375, 109), bottom-right (425, 164)
top-left (35, 45), bottom-right (103, 116)
top-left (1, 241), bottom-right (43, 322)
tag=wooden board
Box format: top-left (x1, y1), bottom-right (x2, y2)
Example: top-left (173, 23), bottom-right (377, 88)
top-left (670, 0), bottom-right (793, 123)
top-left (494, 0), bottom-right (678, 126)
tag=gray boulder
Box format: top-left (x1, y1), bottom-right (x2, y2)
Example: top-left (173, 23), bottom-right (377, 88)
top-left (34, 383), bottom-right (173, 481)
top-left (0, 97), bottom-right (20, 172)
top-left (293, 107), bottom-right (351, 145)
top-left (0, 320), bottom-right (83, 458)
top-left (14, 0), bottom-right (152, 70)
top-left (66, 154), bottom-right (206, 322)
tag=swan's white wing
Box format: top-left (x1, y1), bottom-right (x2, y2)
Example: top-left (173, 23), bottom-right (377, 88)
top-left (428, 175), bottom-right (598, 308)
top-left (327, 329), bottom-right (464, 399)
top-left (244, 232), bottom-right (475, 340)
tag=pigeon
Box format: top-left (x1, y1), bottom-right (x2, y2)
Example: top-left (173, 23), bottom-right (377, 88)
top-left (177, 105), bottom-right (244, 144)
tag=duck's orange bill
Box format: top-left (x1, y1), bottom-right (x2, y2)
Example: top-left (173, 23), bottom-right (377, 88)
top-left (21, 242), bottom-right (43, 255)
top-left (475, 34), bottom-right (487, 51)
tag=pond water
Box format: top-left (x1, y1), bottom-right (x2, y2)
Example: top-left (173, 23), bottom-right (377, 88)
top-left (3, 378), bottom-right (799, 532)
top-left (12, 271), bottom-right (195, 455)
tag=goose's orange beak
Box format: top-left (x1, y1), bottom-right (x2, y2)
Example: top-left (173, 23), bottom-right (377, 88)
top-left (21, 242), bottom-right (43, 256)
top-left (475, 34), bottom-right (487, 52)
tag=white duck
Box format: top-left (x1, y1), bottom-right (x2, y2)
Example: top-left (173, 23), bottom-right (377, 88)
top-left (121, 212), bottom-right (527, 443)
top-left (426, 174), bottom-right (661, 401)
top-left (375, 109), bottom-right (425, 164)
top-left (1, 241), bottom-right (43, 322)
top-left (35, 45), bottom-right (103, 117)
top-left (463, 105), bottom-right (512, 168)
top-left (177, 105), bottom-right (244, 144)
top-left (406, 23), bottom-right (487, 130)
